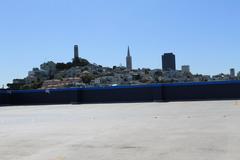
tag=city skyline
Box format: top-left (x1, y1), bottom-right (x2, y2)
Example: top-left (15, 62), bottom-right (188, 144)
top-left (1, 0), bottom-right (240, 86)
top-left (2, 44), bottom-right (240, 87)
top-left (5, 44), bottom-right (240, 90)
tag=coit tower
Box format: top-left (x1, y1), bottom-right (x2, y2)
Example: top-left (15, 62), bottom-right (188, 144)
top-left (74, 45), bottom-right (79, 60)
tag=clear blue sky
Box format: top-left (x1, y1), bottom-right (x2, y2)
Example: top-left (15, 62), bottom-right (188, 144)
top-left (1, 0), bottom-right (240, 86)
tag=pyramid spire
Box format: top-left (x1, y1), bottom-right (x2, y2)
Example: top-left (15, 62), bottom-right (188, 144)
top-left (126, 46), bottom-right (132, 70)
top-left (127, 46), bottom-right (130, 56)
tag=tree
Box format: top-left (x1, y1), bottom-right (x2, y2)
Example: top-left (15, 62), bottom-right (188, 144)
top-left (72, 58), bottom-right (90, 67)
top-left (82, 72), bottom-right (94, 84)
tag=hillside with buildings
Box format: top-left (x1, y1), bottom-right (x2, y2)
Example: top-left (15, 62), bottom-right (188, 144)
top-left (7, 45), bottom-right (240, 90)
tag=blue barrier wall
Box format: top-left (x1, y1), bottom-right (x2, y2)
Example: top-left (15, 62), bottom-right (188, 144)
top-left (162, 81), bottom-right (240, 101)
top-left (1, 81), bottom-right (240, 106)
top-left (0, 90), bottom-right (10, 106)
top-left (9, 84), bottom-right (163, 105)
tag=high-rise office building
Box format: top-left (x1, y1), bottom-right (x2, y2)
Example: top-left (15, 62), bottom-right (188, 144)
top-left (230, 68), bottom-right (235, 77)
top-left (162, 53), bottom-right (176, 71)
top-left (126, 46), bottom-right (132, 70)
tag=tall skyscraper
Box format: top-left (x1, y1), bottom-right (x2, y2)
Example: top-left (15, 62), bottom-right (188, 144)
top-left (162, 53), bottom-right (176, 71)
top-left (126, 46), bottom-right (132, 70)
top-left (74, 45), bottom-right (79, 59)
top-left (230, 68), bottom-right (235, 78)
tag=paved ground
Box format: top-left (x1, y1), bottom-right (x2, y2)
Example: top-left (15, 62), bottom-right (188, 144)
top-left (1, 101), bottom-right (240, 160)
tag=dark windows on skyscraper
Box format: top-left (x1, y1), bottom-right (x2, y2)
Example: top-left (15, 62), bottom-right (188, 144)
top-left (162, 53), bottom-right (176, 71)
